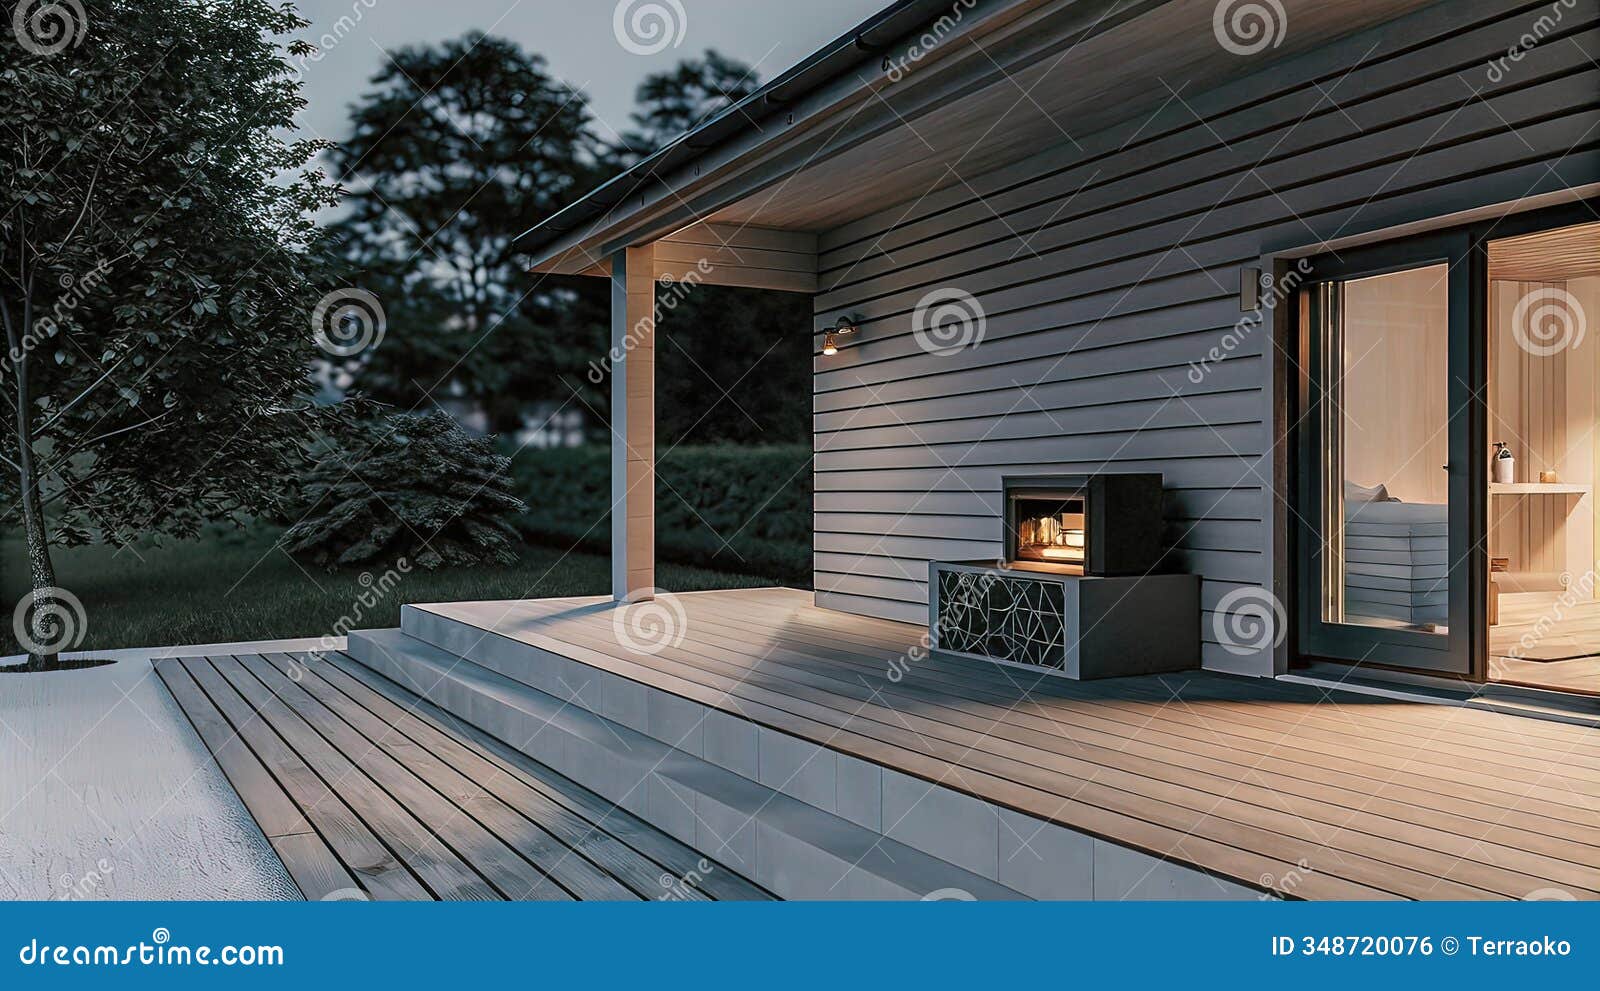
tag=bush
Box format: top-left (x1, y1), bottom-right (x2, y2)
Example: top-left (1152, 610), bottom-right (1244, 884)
top-left (511, 444), bottom-right (811, 585)
top-left (285, 411), bottom-right (527, 569)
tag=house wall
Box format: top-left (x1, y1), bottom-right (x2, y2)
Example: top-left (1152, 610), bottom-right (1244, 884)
top-left (810, 0), bottom-right (1600, 675)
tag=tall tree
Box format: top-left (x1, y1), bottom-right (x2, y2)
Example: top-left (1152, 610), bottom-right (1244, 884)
top-left (330, 33), bottom-right (609, 431)
top-left (654, 285), bottom-right (812, 445)
top-left (1, 0), bottom-right (346, 668)
top-left (615, 49), bottom-right (763, 162)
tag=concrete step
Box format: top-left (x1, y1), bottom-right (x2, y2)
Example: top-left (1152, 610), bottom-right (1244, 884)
top-left (346, 626), bottom-right (1027, 901)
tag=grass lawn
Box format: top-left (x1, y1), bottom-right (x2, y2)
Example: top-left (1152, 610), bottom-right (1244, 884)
top-left (0, 529), bottom-right (781, 656)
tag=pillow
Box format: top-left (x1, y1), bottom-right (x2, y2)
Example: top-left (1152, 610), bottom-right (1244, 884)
top-left (1344, 480), bottom-right (1397, 503)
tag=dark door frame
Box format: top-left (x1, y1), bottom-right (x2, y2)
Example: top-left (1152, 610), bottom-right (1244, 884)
top-left (1287, 196), bottom-right (1600, 686)
top-left (1293, 232), bottom-right (1479, 677)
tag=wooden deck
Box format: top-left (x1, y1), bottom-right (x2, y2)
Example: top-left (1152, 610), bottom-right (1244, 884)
top-left (154, 652), bottom-right (772, 901)
top-left (417, 587), bottom-right (1600, 901)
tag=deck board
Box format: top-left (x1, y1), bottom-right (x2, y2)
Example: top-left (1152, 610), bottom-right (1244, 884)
top-left (251, 652), bottom-right (631, 902)
top-left (205, 654), bottom-right (501, 901)
top-left (459, 601), bottom-right (1497, 899)
top-left (154, 660), bottom-right (360, 901)
top-left (316, 656), bottom-right (768, 902)
top-left (419, 588), bottom-right (1600, 902)
top-left (228, 653), bottom-right (569, 902)
top-left (317, 652), bottom-right (769, 901)
top-left (163, 655), bottom-right (431, 901)
top-left (156, 652), bottom-right (771, 901)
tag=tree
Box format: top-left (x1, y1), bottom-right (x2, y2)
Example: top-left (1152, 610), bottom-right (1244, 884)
top-left (329, 33), bottom-right (610, 431)
top-left (655, 285), bottom-right (812, 445)
top-left (615, 50), bottom-right (763, 162)
top-left (283, 411), bottom-right (526, 570)
top-left (1, 0), bottom-right (346, 669)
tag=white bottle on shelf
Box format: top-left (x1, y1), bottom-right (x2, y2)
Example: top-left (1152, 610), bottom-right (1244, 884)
top-left (1492, 442), bottom-right (1515, 485)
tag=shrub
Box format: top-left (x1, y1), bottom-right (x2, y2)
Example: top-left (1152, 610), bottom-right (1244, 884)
top-left (285, 412), bottom-right (527, 569)
top-left (510, 444), bottom-right (812, 585)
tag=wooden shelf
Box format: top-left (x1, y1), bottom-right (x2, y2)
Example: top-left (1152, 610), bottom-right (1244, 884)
top-left (1489, 482), bottom-right (1592, 495)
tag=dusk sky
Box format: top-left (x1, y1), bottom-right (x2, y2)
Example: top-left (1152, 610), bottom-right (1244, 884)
top-left (291, 0), bottom-right (888, 151)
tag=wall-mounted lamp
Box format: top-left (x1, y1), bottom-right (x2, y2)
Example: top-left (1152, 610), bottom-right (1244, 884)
top-left (822, 315), bottom-right (858, 356)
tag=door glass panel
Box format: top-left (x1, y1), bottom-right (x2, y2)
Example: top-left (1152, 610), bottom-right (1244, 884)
top-left (1320, 264), bottom-right (1451, 634)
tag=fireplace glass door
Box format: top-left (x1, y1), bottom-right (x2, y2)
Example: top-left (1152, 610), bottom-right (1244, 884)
top-left (1012, 496), bottom-right (1087, 568)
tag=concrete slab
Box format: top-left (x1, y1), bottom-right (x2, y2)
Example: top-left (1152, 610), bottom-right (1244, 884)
top-left (0, 657), bottom-right (298, 900)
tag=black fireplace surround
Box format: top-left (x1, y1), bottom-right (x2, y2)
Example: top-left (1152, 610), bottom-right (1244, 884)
top-left (928, 472), bottom-right (1195, 678)
top-left (1003, 473), bottom-right (1164, 576)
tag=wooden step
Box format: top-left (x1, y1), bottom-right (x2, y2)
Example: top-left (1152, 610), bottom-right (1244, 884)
top-left (347, 627), bottom-right (1029, 901)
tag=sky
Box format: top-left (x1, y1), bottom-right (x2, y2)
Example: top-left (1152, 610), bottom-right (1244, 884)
top-left (289, 0), bottom-right (889, 151)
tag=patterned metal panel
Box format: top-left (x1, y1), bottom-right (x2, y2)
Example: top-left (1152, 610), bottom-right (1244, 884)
top-left (937, 569), bottom-right (1066, 670)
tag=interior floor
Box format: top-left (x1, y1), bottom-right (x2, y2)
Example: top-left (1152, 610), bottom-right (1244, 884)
top-left (1490, 592), bottom-right (1600, 695)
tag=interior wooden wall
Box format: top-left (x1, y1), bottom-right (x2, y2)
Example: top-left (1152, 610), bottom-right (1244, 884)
top-left (1488, 276), bottom-right (1599, 591)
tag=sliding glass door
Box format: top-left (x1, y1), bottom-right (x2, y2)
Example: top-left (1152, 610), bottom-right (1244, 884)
top-left (1296, 233), bottom-right (1478, 675)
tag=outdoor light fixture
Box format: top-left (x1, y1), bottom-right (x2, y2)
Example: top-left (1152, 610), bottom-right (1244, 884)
top-left (823, 315), bottom-right (858, 356)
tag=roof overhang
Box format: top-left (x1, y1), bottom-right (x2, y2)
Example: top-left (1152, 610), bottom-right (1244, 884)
top-left (523, 0), bottom-right (1439, 279)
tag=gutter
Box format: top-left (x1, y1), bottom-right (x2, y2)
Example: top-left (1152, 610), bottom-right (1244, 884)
top-left (512, 0), bottom-right (1013, 257)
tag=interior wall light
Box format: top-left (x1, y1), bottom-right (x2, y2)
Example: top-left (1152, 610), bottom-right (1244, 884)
top-left (823, 315), bottom-right (858, 356)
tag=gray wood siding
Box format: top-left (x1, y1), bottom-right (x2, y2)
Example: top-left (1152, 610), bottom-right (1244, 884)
top-left (810, 0), bottom-right (1600, 674)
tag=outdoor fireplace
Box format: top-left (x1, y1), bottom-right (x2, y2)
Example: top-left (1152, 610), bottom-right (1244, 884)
top-left (1003, 473), bottom-right (1164, 576)
top-left (929, 472), bottom-right (1195, 679)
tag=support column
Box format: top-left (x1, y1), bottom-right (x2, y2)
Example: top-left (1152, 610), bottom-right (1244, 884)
top-left (610, 244), bottom-right (655, 601)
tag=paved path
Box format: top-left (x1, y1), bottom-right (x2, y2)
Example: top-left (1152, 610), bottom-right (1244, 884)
top-left (0, 640), bottom-right (329, 900)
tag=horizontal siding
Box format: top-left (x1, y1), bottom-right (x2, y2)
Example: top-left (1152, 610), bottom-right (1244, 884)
top-left (811, 0), bottom-right (1600, 674)
top-left (813, 485), bottom-right (1262, 519)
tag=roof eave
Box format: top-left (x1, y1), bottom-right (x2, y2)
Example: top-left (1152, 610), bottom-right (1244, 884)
top-left (516, 0), bottom-right (1037, 269)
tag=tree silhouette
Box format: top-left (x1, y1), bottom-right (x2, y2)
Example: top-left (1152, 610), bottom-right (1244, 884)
top-left (616, 49), bottom-right (764, 160)
top-left (330, 33), bottom-right (610, 432)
